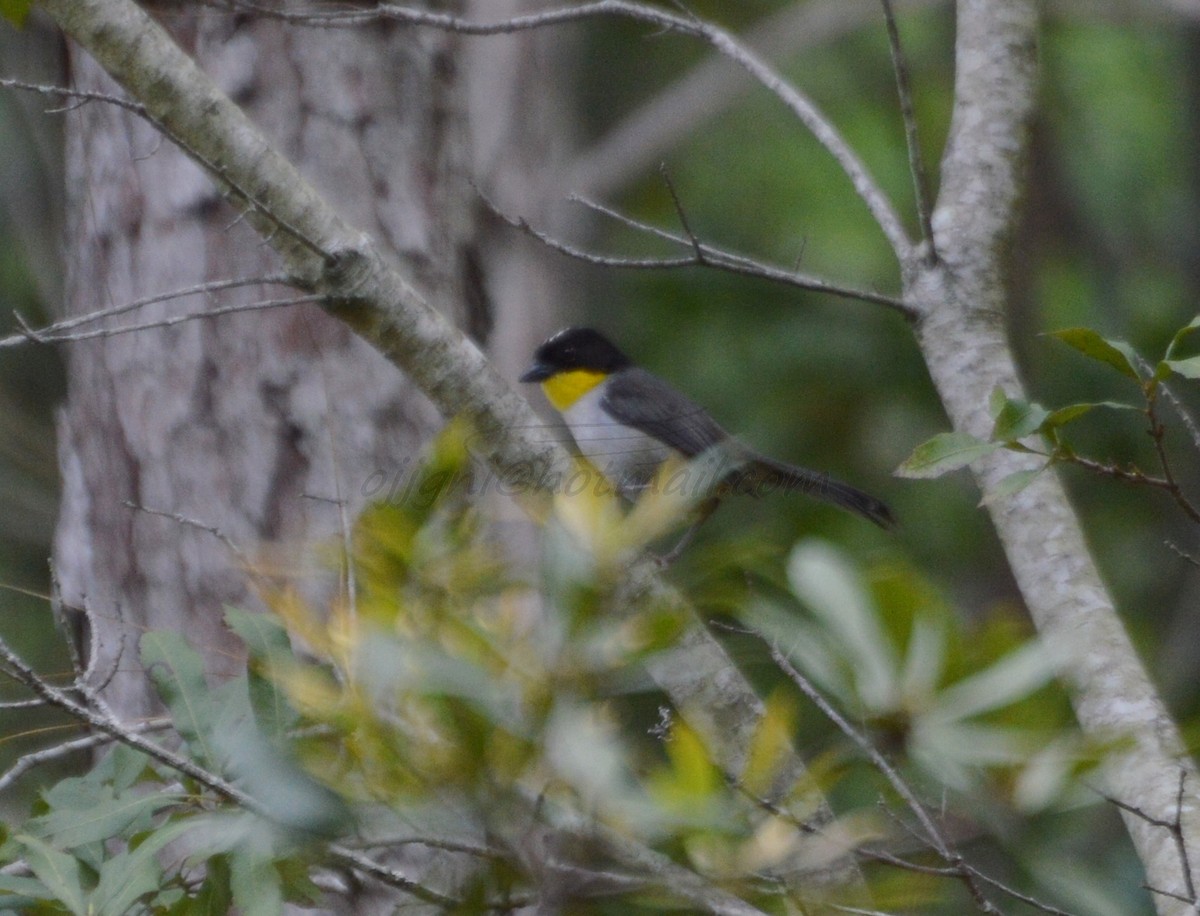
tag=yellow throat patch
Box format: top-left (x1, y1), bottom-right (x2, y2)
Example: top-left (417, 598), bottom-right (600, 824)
top-left (541, 369), bottom-right (608, 411)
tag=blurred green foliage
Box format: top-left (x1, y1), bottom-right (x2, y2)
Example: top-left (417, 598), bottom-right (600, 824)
top-left (575, 1), bottom-right (1200, 720)
top-left (0, 3), bottom-right (1198, 914)
top-left (0, 427), bottom-right (1129, 913)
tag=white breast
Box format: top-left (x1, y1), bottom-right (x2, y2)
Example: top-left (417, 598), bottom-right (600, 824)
top-left (562, 385), bottom-right (674, 496)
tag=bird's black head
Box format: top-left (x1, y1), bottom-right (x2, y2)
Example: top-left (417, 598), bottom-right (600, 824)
top-left (519, 327), bottom-right (632, 382)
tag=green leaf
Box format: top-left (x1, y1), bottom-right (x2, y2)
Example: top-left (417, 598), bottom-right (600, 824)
top-left (215, 716), bottom-right (350, 838)
top-left (787, 540), bottom-right (897, 711)
top-left (1163, 314), bottom-right (1200, 360)
top-left (91, 820), bottom-right (195, 916)
top-left (230, 855), bottom-right (283, 916)
top-left (1042, 401), bottom-right (1140, 428)
top-left (1161, 356), bottom-right (1200, 380)
top-left (178, 854), bottom-right (232, 915)
top-left (1050, 327), bottom-right (1141, 380)
top-left (980, 467), bottom-right (1046, 505)
top-left (140, 631), bottom-right (218, 768)
top-left (27, 790), bottom-right (181, 850)
top-left (0, 872), bottom-right (52, 902)
top-left (224, 607), bottom-right (291, 660)
top-left (988, 386), bottom-right (1008, 418)
top-left (0, 0), bottom-right (31, 27)
top-left (895, 431), bottom-right (998, 479)
top-left (14, 835), bottom-right (87, 916)
top-left (929, 641), bottom-right (1058, 723)
top-left (991, 396), bottom-right (1049, 441)
top-left (224, 608), bottom-right (297, 739)
top-left (899, 616), bottom-right (946, 703)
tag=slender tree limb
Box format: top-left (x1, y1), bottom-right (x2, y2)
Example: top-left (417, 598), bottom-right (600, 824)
top-left (1097, 770), bottom-right (1197, 906)
top-left (122, 501), bottom-right (252, 570)
top-left (0, 274), bottom-right (294, 348)
top-left (757, 636), bottom-right (1000, 913)
top-left (37, 2), bottom-right (845, 877)
top-left (220, 0), bottom-right (913, 257)
top-left (0, 627), bottom-right (467, 907)
top-left (1144, 387), bottom-right (1200, 524)
top-left (1157, 379), bottom-right (1200, 454)
top-left (0, 720), bottom-right (172, 793)
top-left (564, 0), bottom-right (947, 198)
top-left (0, 76), bottom-right (147, 116)
top-left (0, 697), bottom-right (47, 711)
top-left (489, 193), bottom-right (914, 315)
top-left (879, 0), bottom-right (937, 262)
top-left (7, 294), bottom-right (323, 347)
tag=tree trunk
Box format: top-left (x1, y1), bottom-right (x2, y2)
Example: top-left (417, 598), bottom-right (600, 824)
top-left (911, 2), bottom-right (1200, 910)
top-left (55, 6), bottom-right (480, 720)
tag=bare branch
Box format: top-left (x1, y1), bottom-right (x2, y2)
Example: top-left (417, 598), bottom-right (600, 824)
top-left (0, 627), bottom-right (464, 906)
top-left (221, 0), bottom-right (912, 257)
top-left (1145, 386), bottom-right (1200, 524)
top-left (123, 501), bottom-right (251, 569)
top-left (0, 274), bottom-right (295, 348)
top-left (0, 697), bottom-right (47, 711)
top-left (8, 294), bottom-right (325, 347)
top-left (738, 625), bottom-right (1002, 913)
top-left (1097, 770), bottom-right (1197, 905)
top-left (0, 719), bottom-right (172, 793)
top-left (487, 193), bottom-right (914, 316)
top-left (0, 74), bottom-right (327, 261)
top-left (1157, 379), bottom-right (1200, 454)
top-left (879, 0), bottom-right (937, 262)
top-left (567, 0), bottom-right (946, 196)
top-left (1165, 540), bottom-right (1200, 568)
top-left (658, 164), bottom-right (704, 261)
top-left (0, 76), bottom-right (147, 116)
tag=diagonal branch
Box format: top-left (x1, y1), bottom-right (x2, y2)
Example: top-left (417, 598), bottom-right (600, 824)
top-left (565, 0), bottom-right (946, 198)
top-left (879, 0), bottom-right (937, 262)
top-left (488, 193), bottom-right (914, 316)
top-left (220, 0), bottom-right (913, 258)
top-left (37, 0), bottom-right (845, 876)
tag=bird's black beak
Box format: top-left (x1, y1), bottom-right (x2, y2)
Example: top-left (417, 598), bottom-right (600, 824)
top-left (519, 361), bottom-right (553, 383)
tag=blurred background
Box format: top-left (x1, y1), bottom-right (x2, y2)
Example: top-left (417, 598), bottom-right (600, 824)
top-left (1, 2), bottom-right (1198, 912)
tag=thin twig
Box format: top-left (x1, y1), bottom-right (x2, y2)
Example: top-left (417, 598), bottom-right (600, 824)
top-left (717, 621), bottom-right (1002, 913)
top-left (488, 193), bottom-right (913, 316)
top-left (221, 0), bottom-right (912, 258)
top-left (0, 629), bottom-right (462, 907)
top-left (879, 0), bottom-right (937, 263)
top-left (123, 501), bottom-right (251, 568)
top-left (1096, 770), bottom-right (1197, 905)
top-left (1158, 378), bottom-right (1200, 454)
top-left (0, 77), bottom-right (147, 116)
top-left (0, 274), bottom-right (295, 349)
top-left (1165, 540), bottom-right (1200, 568)
top-left (659, 164), bottom-right (704, 260)
top-left (47, 561), bottom-right (86, 684)
top-left (0, 76), bottom-right (328, 261)
top-left (0, 719), bottom-right (172, 793)
top-left (566, 0), bottom-right (945, 198)
top-left (12, 294), bottom-right (325, 346)
top-left (348, 835), bottom-right (509, 861)
top-left (0, 698), bottom-right (47, 711)
top-left (1144, 386), bottom-right (1200, 524)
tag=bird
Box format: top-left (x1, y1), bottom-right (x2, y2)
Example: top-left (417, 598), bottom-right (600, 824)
top-left (519, 327), bottom-right (894, 559)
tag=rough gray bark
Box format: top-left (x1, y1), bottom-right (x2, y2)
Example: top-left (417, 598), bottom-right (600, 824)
top-left (55, 7), bottom-right (475, 720)
top-left (39, 4), bottom-right (847, 888)
top-left (909, 2), bottom-right (1200, 910)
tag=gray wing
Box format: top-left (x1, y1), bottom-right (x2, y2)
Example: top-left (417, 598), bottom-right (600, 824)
top-left (600, 368), bottom-right (729, 458)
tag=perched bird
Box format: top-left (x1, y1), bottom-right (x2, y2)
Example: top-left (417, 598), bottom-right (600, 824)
top-left (520, 327), bottom-right (893, 558)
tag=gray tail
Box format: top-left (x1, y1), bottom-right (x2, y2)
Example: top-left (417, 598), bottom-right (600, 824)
top-left (741, 456), bottom-right (896, 529)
